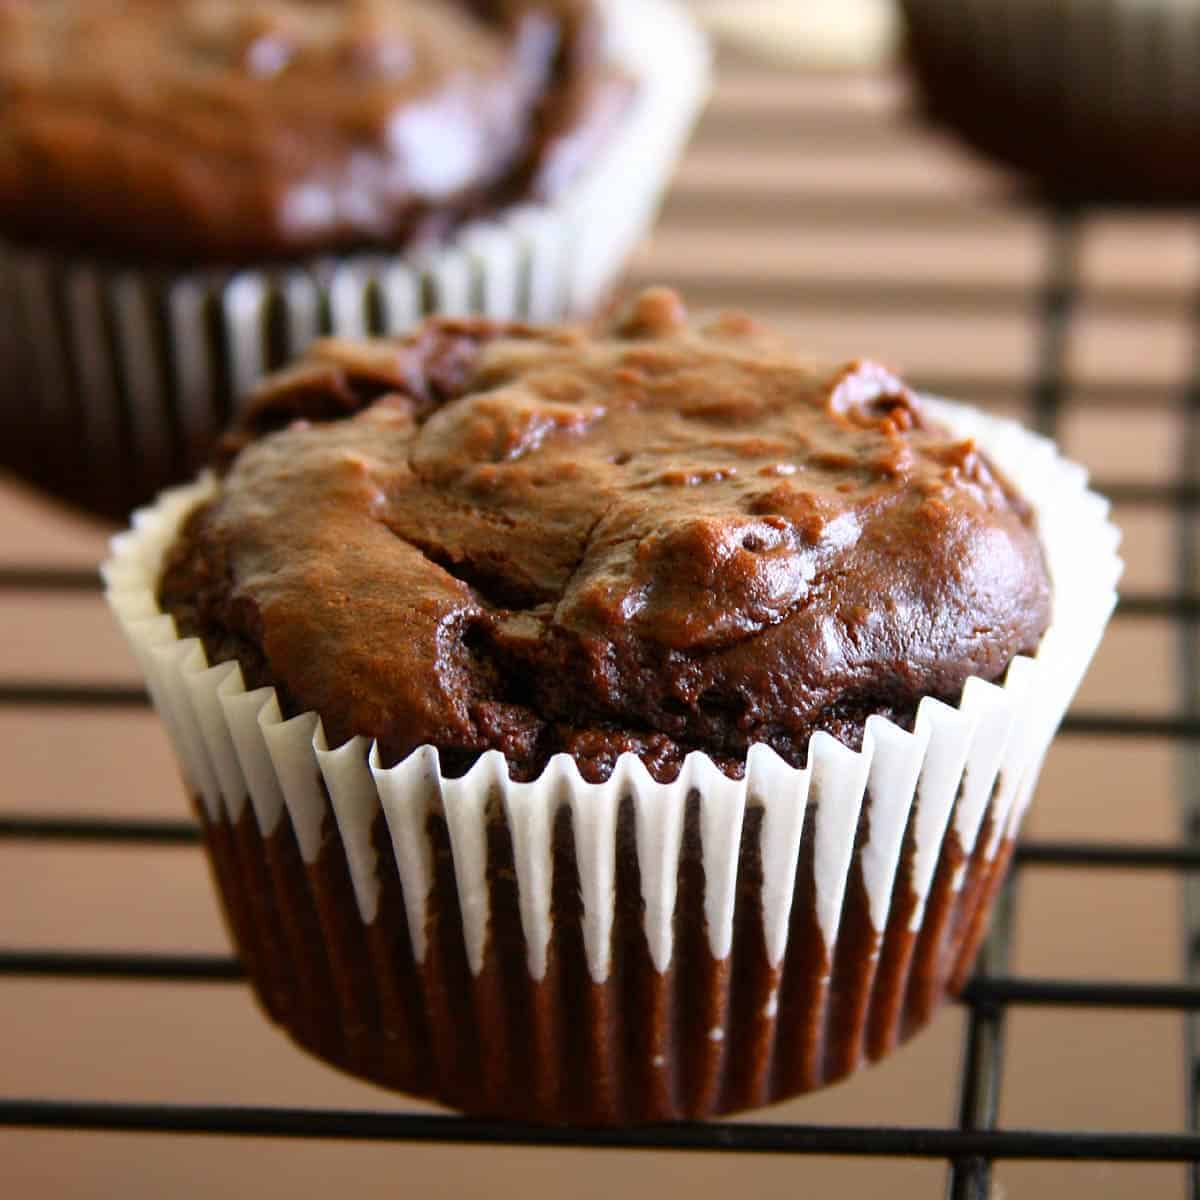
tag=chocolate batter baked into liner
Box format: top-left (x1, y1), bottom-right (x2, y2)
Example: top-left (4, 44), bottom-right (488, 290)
top-left (0, 0), bottom-right (708, 521)
top-left (104, 290), bottom-right (1120, 1123)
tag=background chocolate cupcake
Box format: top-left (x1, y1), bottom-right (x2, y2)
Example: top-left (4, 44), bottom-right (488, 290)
top-left (0, 0), bottom-right (709, 521)
top-left (901, 0), bottom-right (1200, 203)
top-left (104, 289), bottom-right (1120, 1124)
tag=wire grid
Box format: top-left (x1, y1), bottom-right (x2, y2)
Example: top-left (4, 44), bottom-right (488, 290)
top-left (1, 67), bottom-right (1199, 1200)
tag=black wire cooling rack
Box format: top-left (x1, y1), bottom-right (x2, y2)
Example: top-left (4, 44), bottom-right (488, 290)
top-left (2, 61), bottom-right (1200, 1200)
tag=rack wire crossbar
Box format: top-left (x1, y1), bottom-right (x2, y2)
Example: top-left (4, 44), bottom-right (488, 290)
top-left (1, 1101), bottom-right (1197, 1163)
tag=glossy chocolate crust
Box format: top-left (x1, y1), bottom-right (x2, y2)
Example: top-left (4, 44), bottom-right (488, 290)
top-left (159, 288), bottom-right (1052, 783)
top-left (0, 0), bottom-right (619, 262)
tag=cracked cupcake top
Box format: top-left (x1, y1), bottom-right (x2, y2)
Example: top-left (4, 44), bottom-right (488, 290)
top-left (159, 287), bottom-right (1052, 782)
top-left (0, 0), bottom-right (616, 261)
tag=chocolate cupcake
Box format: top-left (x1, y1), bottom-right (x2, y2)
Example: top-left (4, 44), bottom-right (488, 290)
top-left (0, 0), bottom-right (708, 521)
top-left (901, 0), bottom-right (1200, 202)
top-left (104, 289), bottom-right (1120, 1123)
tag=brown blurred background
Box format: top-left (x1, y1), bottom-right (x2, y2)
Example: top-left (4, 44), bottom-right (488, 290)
top-left (1, 4), bottom-right (1193, 1196)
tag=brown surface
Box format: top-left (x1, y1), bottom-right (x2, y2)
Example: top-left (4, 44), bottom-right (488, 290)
top-left (0, 53), bottom-right (1190, 1200)
top-left (0, 0), bottom-right (609, 261)
top-left (901, 0), bottom-right (1200, 204)
top-left (160, 293), bottom-right (1048, 781)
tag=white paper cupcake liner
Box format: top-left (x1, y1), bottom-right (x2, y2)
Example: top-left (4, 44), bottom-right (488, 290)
top-left (0, 0), bottom-right (710, 521)
top-left (700, 0), bottom-right (899, 69)
top-left (102, 399), bottom-right (1121, 1123)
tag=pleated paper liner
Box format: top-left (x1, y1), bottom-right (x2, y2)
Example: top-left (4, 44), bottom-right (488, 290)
top-left (0, 0), bottom-right (710, 523)
top-left (103, 400), bottom-right (1121, 1123)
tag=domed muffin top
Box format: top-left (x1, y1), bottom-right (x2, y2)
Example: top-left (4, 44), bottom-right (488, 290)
top-left (160, 287), bottom-right (1052, 781)
top-left (0, 0), bottom-right (613, 261)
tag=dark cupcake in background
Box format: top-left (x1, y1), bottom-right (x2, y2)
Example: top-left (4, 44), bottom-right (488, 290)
top-left (105, 288), bottom-right (1119, 1124)
top-left (0, 0), bottom-right (708, 521)
top-left (901, 0), bottom-right (1200, 203)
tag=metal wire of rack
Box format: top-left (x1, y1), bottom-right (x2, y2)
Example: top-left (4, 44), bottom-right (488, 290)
top-left (1, 56), bottom-right (1199, 1200)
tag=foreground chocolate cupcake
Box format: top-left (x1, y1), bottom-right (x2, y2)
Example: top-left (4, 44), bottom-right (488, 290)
top-left (105, 289), bottom-right (1120, 1123)
top-left (0, 0), bottom-right (707, 520)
